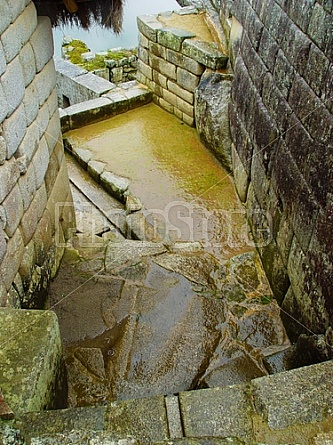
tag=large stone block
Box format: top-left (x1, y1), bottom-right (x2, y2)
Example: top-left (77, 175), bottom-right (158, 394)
top-left (45, 150), bottom-right (61, 197)
top-left (229, 103), bottom-right (253, 175)
top-left (23, 80), bottom-right (40, 126)
top-left (45, 89), bottom-right (57, 118)
top-left (2, 103), bottom-right (27, 158)
top-left (20, 197), bottom-right (38, 246)
top-left (302, 140), bottom-right (333, 208)
top-left (1, 23), bottom-right (22, 63)
top-left (163, 88), bottom-right (178, 107)
top-left (19, 163), bottom-right (37, 211)
top-left (252, 360), bottom-right (333, 430)
top-left (253, 100), bottom-right (279, 171)
top-left (245, 5), bottom-right (264, 50)
top-left (106, 395), bottom-right (169, 443)
top-left (149, 41), bottom-right (167, 59)
top-left (66, 97), bottom-right (126, 130)
top-left (20, 184), bottom-right (47, 245)
top-left (74, 72), bottom-right (114, 96)
top-left (0, 42), bottom-right (6, 76)
top-left (179, 385), bottom-right (253, 439)
top-left (286, 238), bottom-right (330, 333)
top-left (14, 2), bottom-right (38, 48)
top-left (241, 32), bottom-right (268, 95)
top-left (138, 46), bottom-right (149, 65)
top-left (231, 143), bottom-right (249, 203)
top-left (304, 43), bottom-right (330, 99)
top-left (287, 0), bottom-right (316, 32)
top-left (308, 2), bottom-right (331, 54)
top-left (258, 27), bottom-right (279, 73)
top-left (177, 67), bottom-right (199, 92)
top-left (0, 159), bottom-right (20, 204)
top-left (0, 228), bottom-right (7, 264)
top-left (0, 136), bottom-right (6, 165)
top-left (7, 0), bottom-right (25, 22)
top-left (34, 59), bottom-right (57, 107)
top-left (137, 59), bottom-right (153, 80)
top-left (279, 20), bottom-right (311, 76)
top-left (167, 80), bottom-right (194, 104)
top-left (0, 83), bottom-right (9, 123)
top-left (16, 122), bottom-right (39, 163)
top-left (182, 54), bottom-right (205, 75)
top-left (44, 110), bottom-right (61, 155)
top-left (182, 40), bottom-right (228, 70)
top-left (150, 54), bottom-right (177, 80)
top-left (289, 74), bottom-right (333, 144)
top-left (0, 308), bottom-right (63, 415)
top-left (153, 70), bottom-right (167, 89)
top-left (19, 42), bottom-right (36, 87)
top-left (139, 32), bottom-right (149, 49)
top-left (32, 137), bottom-right (49, 189)
top-left (34, 208), bottom-right (53, 266)
top-left (3, 185), bottom-right (24, 238)
top-left (1, 228), bottom-right (24, 290)
top-left (261, 73), bottom-right (292, 133)
top-left (272, 49), bottom-right (294, 99)
top-left (46, 156), bottom-right (72, 234)
top-left (157, 27), bottom-right (196, 51)
top-left (35, 101), bottom-right (50, 140)
top-left (176, 95), bottom-right (193, 117)
top-left (30, 17), bottom-right (54, 72)
top-left (1, 55), bottom-right (25, 116)
top-left (271, 142), bottom-right (319, 253)
top-left (0, 1), bottom-right (11, 35)
top-left (137, 15), bottom-right (163, 43)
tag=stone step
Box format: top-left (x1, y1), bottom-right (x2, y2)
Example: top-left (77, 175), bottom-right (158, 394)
top-left (5, 360), bottom-right (333, 445)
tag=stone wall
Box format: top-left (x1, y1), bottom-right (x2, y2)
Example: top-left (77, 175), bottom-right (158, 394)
top-left (0, 1), bottom-right (74, 309)
top-left (136, 11), bottom-right (228, 126)
top-left (55, 57), bottom-right (116, 108)
top-left (227, 0), bottom-right (333, 344)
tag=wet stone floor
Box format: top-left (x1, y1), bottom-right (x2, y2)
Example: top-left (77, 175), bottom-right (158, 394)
top-left (48, 104), bottom-right (292, 407)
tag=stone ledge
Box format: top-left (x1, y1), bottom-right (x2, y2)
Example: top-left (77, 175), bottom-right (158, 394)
top-left (157, 27), bottom-right (196, 52)
top-left (60, 81), bottom-right (152, 131)
top-left (182, 40), bottom-right (228, 70)
top-left (137, 15), bottom-right (164, 43)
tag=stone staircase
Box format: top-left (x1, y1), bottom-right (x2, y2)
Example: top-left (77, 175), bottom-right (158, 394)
top-left (1, 359), bottom-right (333, 445)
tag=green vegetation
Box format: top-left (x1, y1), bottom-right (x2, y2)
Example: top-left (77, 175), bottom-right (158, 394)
top-left (62, 38), bottom-right (137, 72)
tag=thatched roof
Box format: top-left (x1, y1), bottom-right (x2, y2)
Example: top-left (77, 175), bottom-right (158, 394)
top-left (34, 0), bottom-right (125, 32)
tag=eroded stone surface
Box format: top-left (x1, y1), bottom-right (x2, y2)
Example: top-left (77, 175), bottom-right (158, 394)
top-left (0, 309), bottom-right (63, 415)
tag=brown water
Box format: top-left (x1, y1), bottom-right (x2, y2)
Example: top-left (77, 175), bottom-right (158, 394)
top-left (65, 104), bottom-right (252, 257)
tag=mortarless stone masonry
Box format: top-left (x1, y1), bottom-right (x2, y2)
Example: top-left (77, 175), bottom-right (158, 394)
top-left (225, 0), bottom-right (333, 346)
top-left (0, 1), bottom-right (75, 309)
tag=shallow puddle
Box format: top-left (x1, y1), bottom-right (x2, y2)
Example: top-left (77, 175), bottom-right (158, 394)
top-left (65, 104), bottom-right (252, 257)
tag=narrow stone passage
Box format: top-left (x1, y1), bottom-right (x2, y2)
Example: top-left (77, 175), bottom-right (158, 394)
top-left (48, 105), bottom-right (292, 408)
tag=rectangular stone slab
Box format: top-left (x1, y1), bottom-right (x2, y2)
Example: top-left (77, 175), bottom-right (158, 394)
top-left (182, 40), bottom-right (228, 69)
top-left (179, 385), bottom-right (253, 440)
top-left (251, 359), bottom-right (333, 430)
top-left (105, 395), bottom-right (169, 443)
top-left (0, 309), bottom-right (63, 416)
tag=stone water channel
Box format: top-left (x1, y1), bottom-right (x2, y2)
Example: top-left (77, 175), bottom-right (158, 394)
top-left (47, 102), bottom-right (296, 408)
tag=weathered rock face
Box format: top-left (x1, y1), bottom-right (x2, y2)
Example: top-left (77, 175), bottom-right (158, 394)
top-left (48, 233), bottom-right (290, 406)
top-left (228, 0), bottom-right (333, 346)
top-left (0, 309), bottom-right (65, 415)
top-left (195, 72), bottom-right (233, 171)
